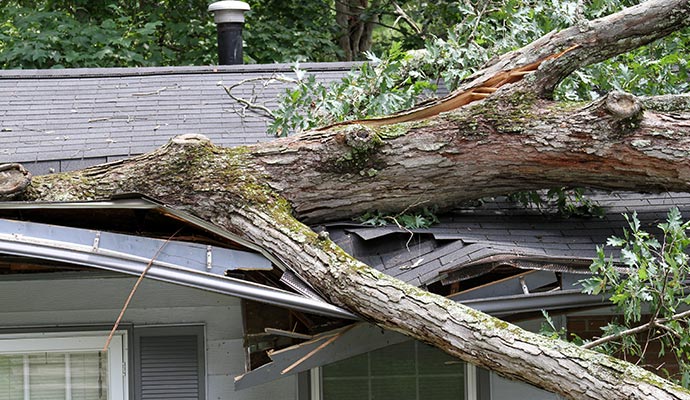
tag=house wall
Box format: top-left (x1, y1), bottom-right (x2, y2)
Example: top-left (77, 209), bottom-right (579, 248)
top-left (0, 273), bottom-right (297, 400)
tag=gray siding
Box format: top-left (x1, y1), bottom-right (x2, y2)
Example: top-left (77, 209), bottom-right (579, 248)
top-left (0, 274), bottom-right (296, 400)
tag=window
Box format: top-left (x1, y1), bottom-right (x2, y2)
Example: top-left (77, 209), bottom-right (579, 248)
top-left (0, 331), bottom-right (127, 400)
top-left (320, 341), bottom-right (466, 400)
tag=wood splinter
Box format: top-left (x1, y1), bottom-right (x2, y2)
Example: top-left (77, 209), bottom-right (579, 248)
top-left (317, 44), bottom-right (580, 130)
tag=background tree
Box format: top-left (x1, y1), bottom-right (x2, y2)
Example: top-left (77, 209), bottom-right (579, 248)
top-left (8, 0), bottom-right (686, 67)
top-left (243, 0), bottom-right (342, 62)
top-left (0, 0), bottom-right (216, 68)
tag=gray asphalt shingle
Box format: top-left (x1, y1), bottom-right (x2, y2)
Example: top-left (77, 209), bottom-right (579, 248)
top-left (1, 63), bottom-right (359, 174)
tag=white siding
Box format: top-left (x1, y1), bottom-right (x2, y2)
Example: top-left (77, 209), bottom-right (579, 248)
top-left (0, 275), bottom-right (297, 400)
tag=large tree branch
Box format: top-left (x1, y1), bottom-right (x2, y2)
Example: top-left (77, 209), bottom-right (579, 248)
top-left (252, 90), bottom-right (690, 222)
top-left (321, 0), bottom-right (690, 129)
top-left (473, 0), bottom-right (690, 97)
top-left (20, 135), bottom-right (690, 399)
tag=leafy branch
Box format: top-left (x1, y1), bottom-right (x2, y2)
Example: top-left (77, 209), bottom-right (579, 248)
top-left (577, 208), bottom-right (690, 385)
top-left (508, 188), bottom-right (604, 218)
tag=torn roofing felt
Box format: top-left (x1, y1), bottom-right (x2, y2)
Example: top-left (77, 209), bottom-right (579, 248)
top-left (0, 195), bottom-right (355, 320)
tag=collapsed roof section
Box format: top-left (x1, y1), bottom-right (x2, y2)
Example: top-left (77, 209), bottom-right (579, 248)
top-left (325, 191), bottom-right (690, 311)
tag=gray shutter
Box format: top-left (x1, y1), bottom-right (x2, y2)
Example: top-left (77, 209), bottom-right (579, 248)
top-left (134, 327), bottom-right (205, 400)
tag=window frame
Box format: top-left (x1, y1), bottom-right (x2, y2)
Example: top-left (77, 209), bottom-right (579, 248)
top-left (0, 330), bottom-right (129, 400)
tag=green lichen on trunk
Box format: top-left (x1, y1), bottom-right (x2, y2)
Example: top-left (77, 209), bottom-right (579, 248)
top-left (484, 90), bottom-right (538, 134)
top-left (329, 125), bottom-right (385, 175)
top-left (442, 89), bottom-right (538, 137)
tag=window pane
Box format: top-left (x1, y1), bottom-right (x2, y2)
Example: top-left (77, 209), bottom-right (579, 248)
top-left (0, 352), bottom-right (107, 400)
top-left (321, 341), bottom-right (466, 400)
top-left (370, 341), bottom-right (415, 377)
top-left (28, 353), bottom-right (66, 400)
top-left (322, 377), bottom-right (368, 400)
top-left (416, 344), bottom-right (464, 376)
top-left (0, 355), bottom-right (24, 400)
top-left (70, 352), bottom-right (108, 400)
top-left (371, 377), bottom-right (416, 400)
top-left (419, 376), bottom-right (463, 400)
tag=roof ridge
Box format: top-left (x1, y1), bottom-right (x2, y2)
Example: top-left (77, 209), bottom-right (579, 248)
top-left (0, 62), bottom-right (362, 80)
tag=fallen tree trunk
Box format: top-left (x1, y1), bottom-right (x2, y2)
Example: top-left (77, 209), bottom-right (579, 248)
top-left (8, 0), bottom-right (690, 398)
top-left (252, 90), bottom-right (690, 222)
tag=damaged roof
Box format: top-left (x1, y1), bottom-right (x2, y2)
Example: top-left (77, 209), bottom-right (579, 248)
top-left (4, 61), bottom-right (690, 389)
top-left (4, 61), bottom-right (689, 314)
top-left (325, 191), bottom-right (690, 291)
top-left (0, 196), bottom-right (355, 320)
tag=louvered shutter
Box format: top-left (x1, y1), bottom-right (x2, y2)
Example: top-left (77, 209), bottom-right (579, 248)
top-left (134, 327), bottom-right (205, 400)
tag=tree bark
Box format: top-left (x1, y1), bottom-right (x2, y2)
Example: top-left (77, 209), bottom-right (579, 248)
top-left (13, 0), bottom-right (690, 399)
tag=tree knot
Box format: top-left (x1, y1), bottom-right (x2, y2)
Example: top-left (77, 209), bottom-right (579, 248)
top-left (604, 91), bottom-right (643, 122)
top-left (331, 126), bottom-right (384, 175)
top-left (343, 125), bottom-right (382, 152)
top-left (0, 163), bottom-right (32, 200)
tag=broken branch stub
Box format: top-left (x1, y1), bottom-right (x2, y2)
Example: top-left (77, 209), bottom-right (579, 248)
top-left (0, 163), bottom-right (32, 199)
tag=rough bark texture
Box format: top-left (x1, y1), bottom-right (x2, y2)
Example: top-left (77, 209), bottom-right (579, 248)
top-left (12, 0), bottom-right (690, 399)
top-left (253, 90), bottom-right (690, 222)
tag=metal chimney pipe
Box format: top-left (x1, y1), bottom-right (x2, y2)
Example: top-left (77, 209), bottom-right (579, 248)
top-left (208, 1), bottom-right (250, 65)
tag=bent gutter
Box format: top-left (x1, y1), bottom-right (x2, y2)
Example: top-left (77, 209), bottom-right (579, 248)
top-left (0, 222), bottom-right (356, 320)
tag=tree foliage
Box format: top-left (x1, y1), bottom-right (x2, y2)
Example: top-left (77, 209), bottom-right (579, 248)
top-left (0, 0), bottom-right (216, 68)
top-left (267, 0), bottom-right (689, 135)
top-left (2, 0), bottom-right (689, 73)
top-left (243, 0), bottom-right (342, 63)
top-left (579, 210), bottom-right (690, 385)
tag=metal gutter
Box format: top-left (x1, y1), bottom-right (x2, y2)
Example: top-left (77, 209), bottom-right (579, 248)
top-left (0, 196), bottom-right (333, 304)
top-left (0, 198), bottom-right (159, 210)
top-left (459, 289), bottom-right (608, 316)
top-left (0, 218), bottom-right (272, 273)
top-left (0, 218), bottom-right (356, 320)
top-left (0, 196), bottom-right (291, 272)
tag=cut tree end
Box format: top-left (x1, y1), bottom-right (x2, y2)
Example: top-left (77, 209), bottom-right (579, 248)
top-left (0, 163), bottom-right (32, 199)
top-left (171, 134), bottom-right (213, 146)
